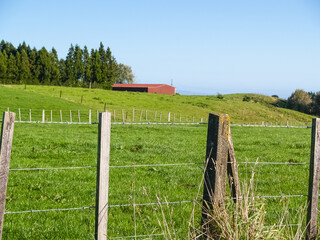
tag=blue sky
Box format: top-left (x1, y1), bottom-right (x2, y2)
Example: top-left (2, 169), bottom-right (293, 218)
top-left (0, 0), bottom-right (319, 98)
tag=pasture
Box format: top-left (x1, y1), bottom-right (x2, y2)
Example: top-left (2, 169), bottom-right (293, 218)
top-left (2, 122), bottom-right (312, 239)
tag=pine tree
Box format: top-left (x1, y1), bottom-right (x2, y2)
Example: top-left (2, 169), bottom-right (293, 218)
top-left (105, 47), bottom-right (117, 89)
top-left (99, 42), bottom-right (107, 84)
top-left (0, 51), bottom-right (8, 83)
top-left (74, 45), bottom-right (84, 84)
top-left (37, 47), bottom-right (52, 85)
top-left (91, 49), bottom-right (102, 85)
top-left (65, 44), bottom-right (75, 86)
top-left (29, 48), bottom-right (40, 84)
top-left (6, 53), bottom-right (18, 83)
top-left (50, 48), bottom-right (60, 85)
top-left (83, 46), bottom-right (92, 87)
top-left (19, 49), bottom-right (31, 84)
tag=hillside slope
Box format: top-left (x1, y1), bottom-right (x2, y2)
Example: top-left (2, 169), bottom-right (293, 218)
top-left (3, 85), bottom-right (314, 124)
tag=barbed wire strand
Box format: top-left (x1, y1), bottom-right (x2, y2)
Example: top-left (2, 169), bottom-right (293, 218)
top-left (8, 161), bottom-right (308, 171)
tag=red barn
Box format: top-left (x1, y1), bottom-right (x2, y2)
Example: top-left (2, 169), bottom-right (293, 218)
top-left (112, 84), bottom-right (176, 95)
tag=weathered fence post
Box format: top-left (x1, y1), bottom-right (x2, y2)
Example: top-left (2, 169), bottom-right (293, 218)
top-left (95, 112), bottom-right (111, 240)
top-left (306, 118), bottom-right (320, 240)
top-left (154, 111), bottom-right (157, 122)
top-left (201, 113), bottom-right (240, 235)
top-left (0, 112), bottom-right (15, 239)
top-left (168, 112), bottom-right (171, 122)
top-left (89, 109), bottom-right (92, 124)
top-left (42, 110), bottom-right (45, 123)
top-left (60, 110), bottom-right (62, 122)
top-left (78, 110), bottom-right (81, 123)
top-left (50, 110), bottom-right (52, 122)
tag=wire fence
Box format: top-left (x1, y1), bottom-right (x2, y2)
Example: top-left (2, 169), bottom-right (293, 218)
top-left (0, 106), bottom-right (313, 127)
top-left (1, 118), bottom-right (313, 239)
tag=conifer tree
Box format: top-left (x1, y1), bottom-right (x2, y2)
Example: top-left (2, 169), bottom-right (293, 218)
top-left (6, 53), bottom-right (18, 83)
top-left (105, 47), bottom-right (117, 89)
top-left (74, 45), bottom-right (84, 84)
top-left (50, 48), bottom-right (60, 85)
top-left (91, 49), bottom-right (102, 85)
top-left (19, 49), bottom-right (31, 84)
top-left (37, 47), bottom-right (52, 85)
top-left (83, 46), bottom-right (92, 87)
top-left (65, 44), bottom-right (75, 86)
top-left (0, 51), bottom-right (8, 83)
top-left (29, 48), bottom-right (40, 84)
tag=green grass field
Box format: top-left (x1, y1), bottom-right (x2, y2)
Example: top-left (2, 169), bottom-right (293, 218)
top-left (2, 85), bottom-right (313, 124)
top-left (2, 122), bottom-right (312, 239)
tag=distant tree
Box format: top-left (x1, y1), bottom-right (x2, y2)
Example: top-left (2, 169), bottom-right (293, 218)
top-left (6, 53), bottom-right (18, 83)
top-left (0, 51), bottom-right (8, 83)
top-left (74, 45), bottom-right (84, 84)
top-left (29, 48), bottom-right (40, 84)
top-left (65, 44), bottom-right (75, 86)
top-left (37, 47), bottom-right (52, 85)
top-left (91, 49), bottom-right (102, 85)
top-left (105, 47), bottom-right (117, 89)
top-left (58, 59), bottom-right (67, 84)
top-left (99, 42), bottom-right (107, 84)
top-left (83, 46), bottom-right (92, 87)
top-left (287, 89), bottom-right (312, 113)
top-left (116, 63), bottom-right (134, 84)
top-left (50, 48), bottom-right (60, 85)
top-left (19, 49), bottom-right (31, 84)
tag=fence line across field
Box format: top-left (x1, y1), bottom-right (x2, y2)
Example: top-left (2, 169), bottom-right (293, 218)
top-left (1, 107), bottom-right (312, 127)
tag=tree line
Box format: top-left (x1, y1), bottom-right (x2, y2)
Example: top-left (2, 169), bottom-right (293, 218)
top-left (287, 89), bottom-right (320, 116)
top-left (0, 40), bottom-right (134, 89)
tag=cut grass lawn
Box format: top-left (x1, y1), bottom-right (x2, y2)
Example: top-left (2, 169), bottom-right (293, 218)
top-left (2, 123), bottom-right (313, 239)
top-left (4, 84), bottom-right (314, 124)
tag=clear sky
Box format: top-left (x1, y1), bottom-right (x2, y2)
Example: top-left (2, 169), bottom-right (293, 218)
top-left (0, 0), bottom-right (319, 98)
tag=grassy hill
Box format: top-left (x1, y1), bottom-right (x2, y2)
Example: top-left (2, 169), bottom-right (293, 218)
top-left (1, 84), bottom-right (314, 124)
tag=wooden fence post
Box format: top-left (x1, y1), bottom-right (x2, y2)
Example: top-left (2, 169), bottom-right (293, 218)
top-left (78, 110), bottom-right (81, 122)
top-left (42, 110), bottom-right (45, 123)
top-left (201, 113), bottom-right (231, 234)
top-left (122, 109), bottom-right (125, 123)
top-left (95, 112), bottom-right (111, 240)
top-left (168, 112), bottom-right (171, 122)
top-left (60, 110), bottom-right (62, 122)
top-left (306, 118), bottom-right (320, 240)
top-left (89, 109), bottom-right (92, 124)
top-left (159, 112), bottom-right (162, 122)
top-left (70, 110), bottom-right (72, 123)
top-left (113, 110), bottom-right (115, 122)
top-left (50, 110), bottom-right (52, 122)
top-left (154, 111), bottom-right (157, 121)
top-left (18, 108), bottom-right (21, 122)
top-left (132, 108), bottom-right (135, 122)
top-left (0, 112), bottom-right (15, 239)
